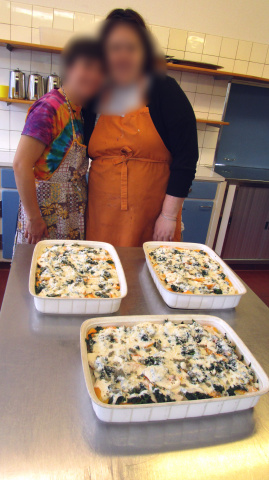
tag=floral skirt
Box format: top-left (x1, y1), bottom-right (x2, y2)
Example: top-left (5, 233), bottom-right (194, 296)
top-left (16, 176), bottom-right (88, 244)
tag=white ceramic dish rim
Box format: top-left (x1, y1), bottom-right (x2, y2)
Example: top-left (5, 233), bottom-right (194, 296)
top-left (143, 241), bottom-right (247, 298)
top-left (80, 314), bottom-right (269, 411)
top-left (29, 239), bottom-right (128, 301)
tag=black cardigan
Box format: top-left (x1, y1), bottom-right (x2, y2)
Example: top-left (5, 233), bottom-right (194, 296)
top-left (83, 74), bottom-right (199, 198)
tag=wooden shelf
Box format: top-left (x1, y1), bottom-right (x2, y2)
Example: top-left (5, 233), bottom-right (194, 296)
top-left (1, 38), bottom-right (268, 84)
top-left (0, 97), bottom-right (33, 105)
top-left (0, 97), bottom-right (229, 126)
top-left (0, 39), bottom-right (62, 54)
top-left (167, 62), bottom-right (269, 84)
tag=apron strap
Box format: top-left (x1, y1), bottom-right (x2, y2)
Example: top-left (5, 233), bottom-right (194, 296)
top-left (61, 87), bottom-right (77, 142)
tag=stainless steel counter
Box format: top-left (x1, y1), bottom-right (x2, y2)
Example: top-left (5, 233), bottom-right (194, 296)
top-left (0, 245), bottom-right (269, 480)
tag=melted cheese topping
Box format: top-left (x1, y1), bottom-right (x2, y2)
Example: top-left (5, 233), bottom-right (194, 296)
top-left (86, 320), bottom-right (258, 405)
top-left (148, 246), bottom-right (237, 295)
top-left (35, 244), bottom-right (121, 298)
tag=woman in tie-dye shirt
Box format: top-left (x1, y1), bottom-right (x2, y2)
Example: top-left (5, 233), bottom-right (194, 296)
top-left (13, 38), bottom-right (103, 244)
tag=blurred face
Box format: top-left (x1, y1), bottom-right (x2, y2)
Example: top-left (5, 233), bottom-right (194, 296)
top-left (66, 57), bottom-right (104, 102)
top-left (105, 24), bottom-right (145, 86)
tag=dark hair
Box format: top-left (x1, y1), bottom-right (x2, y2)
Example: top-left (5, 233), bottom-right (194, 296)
top-left (62, 37), bottom-right (103, 69)
top-left (100, 9), bottom-right (156, 73)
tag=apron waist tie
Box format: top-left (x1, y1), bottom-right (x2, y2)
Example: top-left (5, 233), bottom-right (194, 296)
top-left (97, 147), bottom-right (170, 212)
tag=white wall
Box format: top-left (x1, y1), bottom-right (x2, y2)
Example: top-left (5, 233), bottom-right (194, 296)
top-left (10, 0), bottom-right (269, 44)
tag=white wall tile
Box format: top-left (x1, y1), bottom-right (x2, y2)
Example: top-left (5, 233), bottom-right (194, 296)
top-left (236, 40), bottom-right (252, 61)
top-left (10, 129), bottom-right (21, 149)
top-left (184, 52), bottom-right (202, 62)
top-left (196, 123), bottom-right (206, 131)
top-left (266, 49), bottom-right (269, 65)
top-left (168, 70), bottom-right (181, 84)
top-left (168, 29), bottom-right (187, 51)
top-left (11, 2), bottom-right (32, 27)
top-left (219, 57), bottom-right (234, 72)
top-left (250, 43), bottom-right (268, 64)
top-left (166, 49), bottom-right (185, 59)
top-left (32, 6), bottom-right (53, 29)
top-left (233, 59), bottom-right (248, 74)
top-left (220, 37), bottom-right (238, 59)
top-left (10, 102), bottom-right (28, 112)
top-left (212, 79), bottom-right (229, 96)
top-left (196, 74), bottom-right (214, 94)
top-left (94, 15), bottom-right (105, 24)
top-left (200, 148), bottom-right (215, 166)
top-left (203, 35), bottom-right (222, 56)
top-left (203, 130), bottom-right (219, 148)
top-left (180, 72), bottom-right (198, 92)
top-left (0, 0), bottom-right (11, 24)
top-left (186, 32), bottom-right (205, 54)
top-left (31, 51), bottom-right (51, 74)
top-left (209, 95), bottom-right (225, 114)
top-left (193, 93), bottom-right (211, 112)
top-left (201, 54), bottom-right (219, 65)
top-left (0, 23), bottom-right (10, 39)
top-left (263, 65), bottom-right (269, 79)
top-left (197, 129), bottom-right (205, 147)
top-left (185, 90), bottom-right (195, 105)
top-left (11, 49), bottom-right (31, 70)
top-left (74, 12), bottom-right (94, 32)
top-left (53, 9), bottom-right (74, 31)
top-left (51, 53), bottom-right (61, 76)
top-left (10, 110), bottom-right (26, 130)
top-left (151, 25), bottom-right (170, 49)
top-left (206, 113), bottom-right (222, 121)
top-left (0, 129), bottom-right (9, 149)
top-left (247, 62), bottom-right (264, 77)
top-left (0, 46), bottom-right (11, 69)
top-left (0, 110), bottom-right (9, 129)
top-left (11, 25), bottom-right (31, 42)
top-left (31, 27), bottom-right (40, 44)
top-left (195, 112), bottom-right (208, 120)
top-left (0, 67), bottom-right (10, 85)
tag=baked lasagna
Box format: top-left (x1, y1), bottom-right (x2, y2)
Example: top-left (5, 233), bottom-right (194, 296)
top-left (147, 246), bottom-right (237, 295)
top-left (86, 319), bottom-right (258, 405)
top-left (35, 244), bottom-right (121, 298)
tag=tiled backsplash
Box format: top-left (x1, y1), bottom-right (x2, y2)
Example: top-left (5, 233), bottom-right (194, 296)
top-left (1, 0), bottom-right (269, 168)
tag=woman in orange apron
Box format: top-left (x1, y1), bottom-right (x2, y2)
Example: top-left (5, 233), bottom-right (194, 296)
top-left (13, 38), bottom-right (103, 244)
top-left (84, 9), bottom-right (198, 247)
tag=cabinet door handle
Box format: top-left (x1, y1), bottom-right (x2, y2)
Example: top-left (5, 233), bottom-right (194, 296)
top-left (199, 205), bottom-right (212, 210)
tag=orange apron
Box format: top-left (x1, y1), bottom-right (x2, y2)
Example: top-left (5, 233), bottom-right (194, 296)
top-left (86, 106), bottom-right (181, 247)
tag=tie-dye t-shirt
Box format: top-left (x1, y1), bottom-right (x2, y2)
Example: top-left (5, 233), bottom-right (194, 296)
top-left (22, 89), bottom-right (84, 181)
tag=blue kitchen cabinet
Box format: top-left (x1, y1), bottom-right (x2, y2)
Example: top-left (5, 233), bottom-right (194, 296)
top-left (182, 199), bottom-right (214, 243)
top-left (1, 169), bottom-right (19, 259)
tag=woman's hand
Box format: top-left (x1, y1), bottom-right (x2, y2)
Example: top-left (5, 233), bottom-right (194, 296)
top-left (25, 216), bottom-right (48, 244)
top-left (153, 214), bottom-right (176, 241)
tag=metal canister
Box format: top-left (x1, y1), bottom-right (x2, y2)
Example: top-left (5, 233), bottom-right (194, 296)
top-left (9, 69), bottom-right (25, 99)
top-left (27, 74), bottom-right (45, 101)
top-left (46, 74), bottom-right (61, 93)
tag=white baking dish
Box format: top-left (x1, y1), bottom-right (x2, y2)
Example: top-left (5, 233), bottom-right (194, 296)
top-left (143, 242), bottom-right (246, 309)
top-left (80, 314), bottom-right (269, 423)
top-left (29, 240), bottom-right (127, 314)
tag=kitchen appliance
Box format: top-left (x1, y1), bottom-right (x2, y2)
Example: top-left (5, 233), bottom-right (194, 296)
top-left (27, 73), bottom-right (44, 101)
top-left (9, 69), bottom-right (25, 99)
top-left (46, 74), bottom-right (61, 93)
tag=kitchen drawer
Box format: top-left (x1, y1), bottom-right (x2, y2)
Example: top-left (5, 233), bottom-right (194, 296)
top-left (1, 168), bottom-right (16, 189)
top-left (2, 190), bottom-right (19, 259)
top-left (188, 181), bottom-right (217, 199)
top-left (182, 199), bottom-right (213, 243)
